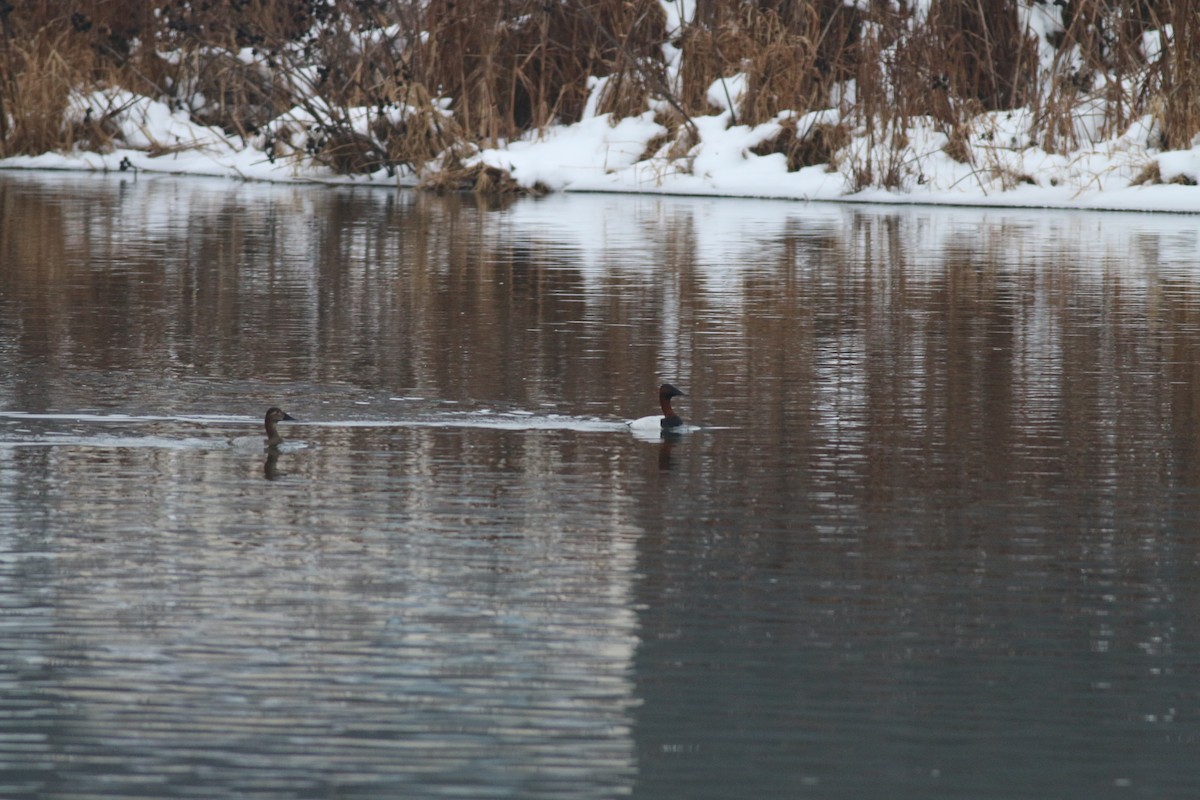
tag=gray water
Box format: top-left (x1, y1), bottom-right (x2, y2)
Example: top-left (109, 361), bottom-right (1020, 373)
top-left (2, 172), bottom-right (1200, 799)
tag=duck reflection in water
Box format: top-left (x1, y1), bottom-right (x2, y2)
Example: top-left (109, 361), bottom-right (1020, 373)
top-left (657, 433), bottom-right (682, 471)
top-left (264, 448), bottom-right (285, 480)
top-left (256, 407), bottom-right (297, 480)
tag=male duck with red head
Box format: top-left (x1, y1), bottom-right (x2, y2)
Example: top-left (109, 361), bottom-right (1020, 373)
top-left (628, 384), bottom-right (686, 433)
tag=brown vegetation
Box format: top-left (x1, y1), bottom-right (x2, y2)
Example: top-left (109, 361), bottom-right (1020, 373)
top-left (0, 0), bottom-right (1196, 191)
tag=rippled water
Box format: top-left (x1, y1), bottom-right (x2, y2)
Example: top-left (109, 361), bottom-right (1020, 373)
top-left (2, 173), bottom-right (1200, 798)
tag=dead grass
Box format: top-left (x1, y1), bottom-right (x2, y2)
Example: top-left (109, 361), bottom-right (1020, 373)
top-left (752, 119), bottom-right (849, 172)
top-left (1129, 162), bottom-right (1162, 186)
top-left (410, 0), bottom-right (664, 141)
top-left (1, 0), bottom-right (1197, 192)
top-left (423, 161), bottom-right (547, 195)
top-left (673, 3), bottom-right (830, 125)
top-left (1130, 160), bottom-right (1197, 187)
top-left (942, 124), bottom-right (973, 165)
top-left (174, 50), bottom-right (286, 138)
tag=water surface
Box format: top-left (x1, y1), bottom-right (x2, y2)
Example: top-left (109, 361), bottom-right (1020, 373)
top-left (2, 173), bottom-right (1200, 798)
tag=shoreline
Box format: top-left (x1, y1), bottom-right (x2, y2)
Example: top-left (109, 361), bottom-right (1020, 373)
top-left (4, 158), bottom-right (1199, 217)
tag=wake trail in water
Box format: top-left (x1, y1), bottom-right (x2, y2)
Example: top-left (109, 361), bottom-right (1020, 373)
top-left (0, 409), bottom-right (632, 449)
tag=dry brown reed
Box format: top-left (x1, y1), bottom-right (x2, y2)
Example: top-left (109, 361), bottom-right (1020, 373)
top-left (0, 0), bottom-right (1198, 192)
top-left (752, 119), bottom-right (848, 172)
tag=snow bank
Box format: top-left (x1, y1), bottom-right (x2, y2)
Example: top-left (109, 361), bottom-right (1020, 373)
top-left (4, 63), bottom-right (1200, 213)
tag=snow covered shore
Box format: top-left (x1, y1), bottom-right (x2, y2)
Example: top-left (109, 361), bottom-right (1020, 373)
top-left (4, 89), bottom-right (1198, 214)
top-left (3, 0), bottom-right (1200, 214)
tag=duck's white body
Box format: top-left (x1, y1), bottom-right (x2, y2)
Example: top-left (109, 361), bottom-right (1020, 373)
top-left (628, 414), bottom-right (672, 432)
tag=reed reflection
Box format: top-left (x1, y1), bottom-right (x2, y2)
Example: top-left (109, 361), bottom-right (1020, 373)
top-left (4, 178), bottom-right (1200, 530)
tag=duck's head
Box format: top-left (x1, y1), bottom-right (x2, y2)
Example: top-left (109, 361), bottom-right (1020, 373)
top-left (265, 407), bottom-right (296, 425)
top-left (658, 384), bottom-right (685, 400)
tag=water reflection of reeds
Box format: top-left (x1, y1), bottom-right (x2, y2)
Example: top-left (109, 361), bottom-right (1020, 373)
top-left (5, 176), bottom-right (1200, 798)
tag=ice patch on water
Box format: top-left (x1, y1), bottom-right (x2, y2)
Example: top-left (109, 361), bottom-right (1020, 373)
top-left (0, 411), bottom-right (248, 425)
top-left (0, 435), bottom-right (216, 450)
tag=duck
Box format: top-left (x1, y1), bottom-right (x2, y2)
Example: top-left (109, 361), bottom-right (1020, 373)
top-left (262, 407), bottom-right (296, 448)
top-left (231, 407), bottom-right (296, 450)
top-left (627, 384), bottom-right (686, 432)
